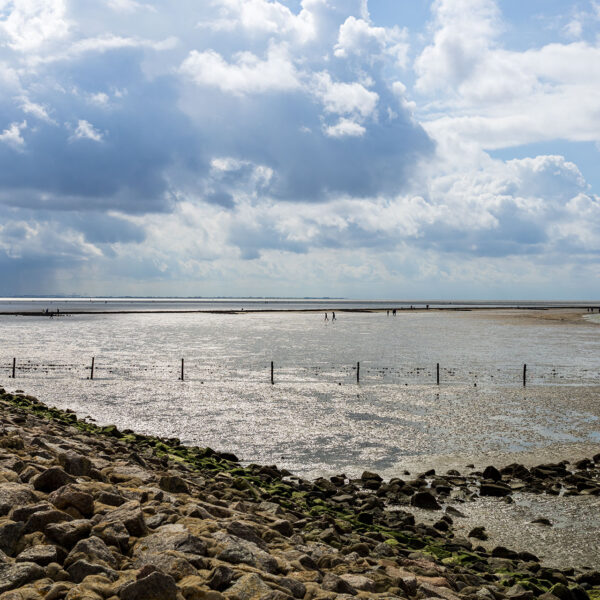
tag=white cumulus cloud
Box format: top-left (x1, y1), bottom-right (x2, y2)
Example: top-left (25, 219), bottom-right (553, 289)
top-left (180, 43), bottom-right (300, 95)
top-left (0, 120), bottom-right (27, 149)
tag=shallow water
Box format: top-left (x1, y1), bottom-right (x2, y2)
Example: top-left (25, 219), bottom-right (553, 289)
top-left (1, 309), bottom-right (599, 476)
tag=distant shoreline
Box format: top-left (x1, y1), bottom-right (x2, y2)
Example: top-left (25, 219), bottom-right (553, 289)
top-left (0, 305), bottom-right (598, 316)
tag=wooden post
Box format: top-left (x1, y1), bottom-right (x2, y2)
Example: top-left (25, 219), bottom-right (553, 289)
top-left (357, 361), bottom-right (360, 384)
top-left (11, 358), bottom-right (15, 379)
top-left (90, 357), bottom-right (95, 380)
top-left (181, 358), bottom-right (184, 381)
top-left (523, 364), bottom-right (527, 387)
top-left (436, 363), bottom-right (440, 385)
top-left (270, 361), bottom-right (274, 385)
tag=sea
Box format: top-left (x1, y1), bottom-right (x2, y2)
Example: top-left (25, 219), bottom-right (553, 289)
top-left (1, 298), bottom-right (599, 567)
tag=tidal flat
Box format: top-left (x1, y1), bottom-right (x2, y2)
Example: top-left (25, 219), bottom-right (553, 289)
top-left (1, 307), bottom-right (599, 569)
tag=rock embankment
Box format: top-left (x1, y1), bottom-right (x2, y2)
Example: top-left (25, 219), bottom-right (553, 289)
top-left (0, 388), bottom-right (598, 600)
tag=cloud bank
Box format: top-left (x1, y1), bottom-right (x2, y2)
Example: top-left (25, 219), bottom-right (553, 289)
top-left (0, 0), bottom-right (599, 298)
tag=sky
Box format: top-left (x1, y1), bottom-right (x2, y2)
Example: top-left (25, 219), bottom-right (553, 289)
top-left (1, 0), bottom-right (600, 299)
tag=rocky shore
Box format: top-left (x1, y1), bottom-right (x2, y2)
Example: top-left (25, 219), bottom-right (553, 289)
top-left (0, 388), bottom-right (599, 600)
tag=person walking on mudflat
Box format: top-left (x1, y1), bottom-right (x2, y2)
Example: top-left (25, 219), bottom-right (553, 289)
top-left (332, 311), bottom-right (336, 321)
top-left (324, 312), bottom-right (328, 321)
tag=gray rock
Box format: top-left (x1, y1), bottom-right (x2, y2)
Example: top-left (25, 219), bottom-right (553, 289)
top-left (66, 558), bottom-right (118, 583)
top-left (278, 576), bottom-right (306, 599)
top-left (0, 484), bottom-right (38, 516)
top-left (340, 574), bottom-right (375, 592)
top-left (373, 542), bottom-right (396, 557)
top-left (119, 571), bottom-right (178, 600)
top-left (45, 519), bottom-right (93, 549)
top-left (480, 483), bottom-right (512, 497)
top-left (215, 532), bottom-right (278, 574)
top-left (24, 509), bottom-right (73, 533)
top-left (58, 451), bottom-right (92, 476)
top-left (321, 572), bottom-right (357, 595)
top-left (506, 584), bottom-right (535, 600)
top-left (0, 521), bottom-right (24, 556)
top-left (226, 520), bottom-right (266, 548)
top-left (271, 519), bottom-right (294, 537)
top-left (16, 544), bottom-right (58, 566)
top-left (100, 500), bottom-right (147, 537)
top-left (0, 562), bottom-right (45, 593)
top-left (225, 573), bottom-right (273, 600)
top-left (9, 502), bottom-right (52, 523)
top-left (207, 565), bottom-right (233, 591)
top-left (92, 520), bottom-right (130, 552)
top-left (48, 485), bottom-right (94, 517)
top-left (468, 526), bottom-right (488, 540)
top-left (483, 465), bottom-right (502, 482)
top-left (158, 475), bottom-right (189, 494)
top-left (97, 491), bottom-right (127, 506)
top-left (411, 491), bottom-right (441, 510)
top-left (65, 535), bottom-right (118, 569)
top-left (31, 467), bottom-right (76, 493)
top-left (132, 523), bottom-right (207, 559)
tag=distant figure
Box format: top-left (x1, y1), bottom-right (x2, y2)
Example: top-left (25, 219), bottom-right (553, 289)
top-left (426, 304), bottom-right (429, 309)
top-left (324, 312), bottom-right (328, 321)
top-left (387, 310), bottom-right (389, 316)
top-left (393, 309), bottom-right (396, 316)
top-left (332, 311), bottom-right (336, 321)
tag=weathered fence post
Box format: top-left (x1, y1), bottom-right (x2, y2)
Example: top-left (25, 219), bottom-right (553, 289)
top-left (436, 363), bottom-right (440, 385)
top-left (357, 361), bottom-right (360, 384)
top-left (271, 361), bottom-right (274, 385)
top-left (523, 364), bottom-right (527, 387)
top-left (181, 358), bottom-right (184, 381)
top-left (90, 357), bottom-right (95, 380)
top-left (11, 358), bottom-right (16, 379)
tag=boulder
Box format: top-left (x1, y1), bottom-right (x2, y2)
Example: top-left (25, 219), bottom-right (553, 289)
top-left (24, 509), bottom-right (73, 534)
top-left (66, 559), bottom-right (118, 583)
top-left (0, 521), bottom-right (25, 556)
top-left (482, 466), bottom-right (502, 482)
top-left (0, 484), bottom-right (38, 516)
top-left (65, 536), bottom-right (118, 569)
top-left (119, 571), bottom-right (178, 600)
top-left (207, 565), bottom-right (233, 591)
top-left (159, 475), bottom-right (189, 495)
top-left (468, 526), bottom-right (488, 540)
top-left (411, 491), bottom-right (441, 510)
top-left (99, 501), bottom-right (147, 537)
top-left (226, 521), bottom-right (265, 549)
top-left (321, 572), bottom-right (357, 595)
top-left (45, 519), bottom-right (93, 549)
top-left (49, 486), bottom-right (94, 518)
top-left (16, 544), bottom-right (58, 566)
top-left (480, 483), bottom-right (511, 497)
top-left (31, 467), bottom-right (76, 493)
top-left (340, 574), bottom-right (375, 592)
top-left (58, 452), bottom-right (93, 477)
top-left (0, 562), bottom-right (45, 594)
top-left (224, 573), bottom-right (273, 600)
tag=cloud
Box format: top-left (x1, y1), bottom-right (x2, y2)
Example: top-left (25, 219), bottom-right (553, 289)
top-left (1, 0), bottom-right (599, 297)
top-left (71, 119), bottom-right (104, 142)
top-left (324, 117), bottom-right (365, 138)
top-left (201, 0), bottom-right (316, 44)
top-left (180, 44), bottom-right (300, 95)
top-left (415, 0), bottom-right (600, 150)
top-left (0, 120), bottom-right (26, 150)
top-left (0, 0), bottom-right (70, 52)
top-left (18, 96), bottom-right (54, 122)
top-left (334, 16), bottom-right (408, 66)
top-left (311, 71), bottom-right (378, 118)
